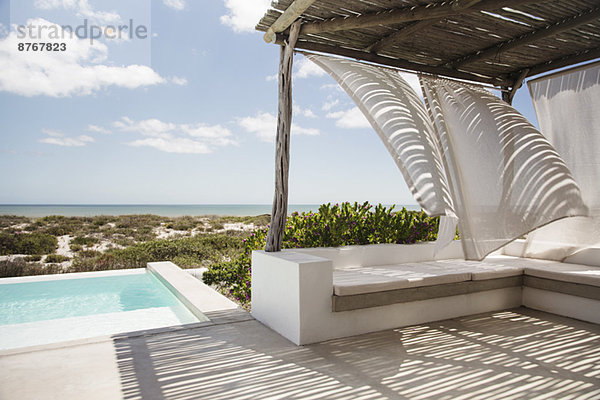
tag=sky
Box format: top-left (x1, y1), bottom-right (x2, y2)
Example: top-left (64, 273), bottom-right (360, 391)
top-left (0, 0), bottom-right (542, 205)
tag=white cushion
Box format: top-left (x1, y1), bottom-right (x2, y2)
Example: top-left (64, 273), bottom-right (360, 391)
top-left (432, 259), bottom-right (524, 280)
top-left (332, 254), bottom-right (600, 298)
top-left (524, 263), bottom-right (600, 287)
top-left (333, 263), bottom-right (471, 296)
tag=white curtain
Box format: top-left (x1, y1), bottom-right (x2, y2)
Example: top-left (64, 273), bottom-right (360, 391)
top-left (305, 54), bottom-right (455, 219)
top-left (420, 76), bottom-right (588, 260)
top-left (307, 53), bottom-right (588, 261)
top-left (523, 62), bottom-right (600, 260)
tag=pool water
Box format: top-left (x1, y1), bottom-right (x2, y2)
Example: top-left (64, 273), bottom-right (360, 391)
top-left (0, 270), bottom-right (205, 349)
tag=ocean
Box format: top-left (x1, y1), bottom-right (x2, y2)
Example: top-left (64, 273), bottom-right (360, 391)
top-left (0, 204), bottom-right (421, 217)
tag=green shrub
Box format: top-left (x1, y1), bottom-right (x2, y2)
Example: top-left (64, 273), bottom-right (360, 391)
top-left (0, 259), bottom-right (62, 278)
top-left (0, 232), bottom-right (58, 255)
top-left (165, 216), bottom-right (200, 231)
top-left (45, 254), bottom-right (71, 263)
top-left (78, 249), bottom-right (101, 258)
top-left (113, 237), bottom-right (136, 247)
top-left (210, 221), bottom-right (225, 230)
top-left (92, 216), bottom-right (116, 227)
top-left (68, 234), bottom-right (243, 272)
top-left (203, 202), bottom-right (439, 305)
top-left (0, 215), bottom-right (31, 229)
top-left (70, 244), bottom-right (83, 252)
top-left (38, 215), bottom-right (86, 236)
top-left (71, 236), bottom-right (99, 246)
top-left (24, 255), bottom-right (42, 262)
top-left (115, 214), bottom-right (163, 229)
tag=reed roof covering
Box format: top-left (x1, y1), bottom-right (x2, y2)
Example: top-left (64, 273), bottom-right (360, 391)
top-left (256, 0), bottom-right (600, 87)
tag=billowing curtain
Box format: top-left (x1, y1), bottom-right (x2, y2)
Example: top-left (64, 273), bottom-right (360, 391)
top-left (305, 54), bottom-right (454, 219)
top-left (420, 76), bottom-right (588, 260)
top-left (523, 62), bottom-right (600, 260)
top-left (307, 53), bottom-right (588, 261)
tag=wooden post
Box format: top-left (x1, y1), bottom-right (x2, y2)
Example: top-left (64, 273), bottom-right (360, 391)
top-left (508, 69), bottom-right (530, 104)
top-left (501, 85), bottom-right (511, 104)
top-left (265, 21), bottom-right (301, 252)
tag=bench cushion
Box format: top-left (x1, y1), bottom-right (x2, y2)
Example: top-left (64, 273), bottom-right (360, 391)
top-left (333, 263), bottom-right (471, 296)
top-left (333, 258), bottom-right (527, 296)
top-left (432, 259), bottom-right (524, 280)
top-left (524, 263), bottom-right (600, 287)
top-left (332, 256), bottom-right (600, 297)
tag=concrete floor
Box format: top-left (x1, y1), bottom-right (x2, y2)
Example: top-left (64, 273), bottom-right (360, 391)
top-left (1, 307), bottom-right (598, 400)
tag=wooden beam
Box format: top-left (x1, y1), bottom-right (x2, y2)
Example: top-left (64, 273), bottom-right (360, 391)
top-left (499, 47), bottom-right (600, 85)
top-left (265, 22), bottom-right (301, 252)
top-left (366, 20), bottom-right (431, 53)
top-left (301, 0), bottom-right (483, 35)
top-left (364, 0), bottom-right (542, 53)
top-left (263, 0), bottom-right (316, 43)
top-left (276, 37), bottom-right (512, 85)
top-left (446, 7), bottom-right (600, 68)
top-left (524, 47), bottom-right (600, 78)
top-left (301, 0), bottom-right (537, 36)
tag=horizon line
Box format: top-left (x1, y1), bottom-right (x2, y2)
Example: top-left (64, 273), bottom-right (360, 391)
top-left (0, 203), bottom-right (419, 206)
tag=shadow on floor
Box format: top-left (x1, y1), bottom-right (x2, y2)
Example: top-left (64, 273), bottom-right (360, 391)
top-left (113, 308), bottom-right (600, 400)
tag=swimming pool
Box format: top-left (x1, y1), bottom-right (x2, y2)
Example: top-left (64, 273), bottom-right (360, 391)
top-left (0, 269), bottom-right (208, 350)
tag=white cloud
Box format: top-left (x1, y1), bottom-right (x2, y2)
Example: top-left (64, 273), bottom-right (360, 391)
top-left (129, 138), bottom-right (209, 154)
top-left (326, 107), bottom-right (371, 129)
top-left (39, 129), bottom-right (95, 147)
top-left (322, 99), bottom-right (339, 111)
top-left (86, 124), bottom-right (111, 134)
top-left (220, 0), bottom-right (271, 33)
top-left (114, 117), bottom-right (237, 154)
top-left (42, 129), bottom-right (64, 138)
top-left (170, 76), bottom-right (188, 86)
top-left (114, 117), bottom-right (176, 138)
top-left (294, 58), bottom-right (326, 79)
top-left (34, 0), bottom-right (121, 25)
top-left (293, 125), bottom-right (320, 137)
top-left (0, 19), bottom-right (165, 97)
top-left (320, 83), bottom-right (342, 91)
top-left (237, 113), bottom-right (276, 142)
top-left (162, 0), bottom-right (185, 11)
top-left (238, 112), bottom-right (319, 143)
top-left (293, 105), bottom-right (316, 118)
top-left (265, 74), bottom-right (277, 82)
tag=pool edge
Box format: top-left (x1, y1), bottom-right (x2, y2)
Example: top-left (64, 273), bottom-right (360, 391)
top-left (0, 268), bottom-right (146, 284)
top-left (147, 261), bottom-right (240, 320)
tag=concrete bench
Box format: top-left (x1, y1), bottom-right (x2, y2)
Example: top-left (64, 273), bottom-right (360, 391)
top-left (252, 242), bottom-right (600, 345)
top-left (332, 257), bottom-right (600, 312)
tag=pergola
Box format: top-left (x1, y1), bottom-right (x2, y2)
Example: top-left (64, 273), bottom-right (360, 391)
top-left (256, 0), bottom-right (600, 251)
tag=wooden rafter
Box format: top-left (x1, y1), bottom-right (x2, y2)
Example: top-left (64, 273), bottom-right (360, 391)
top-left (366, 20), bottom-right (431, 53)
top-left (275, 36), bottom-right (512, 85)
top-left (257, 0), bottom-right (600, 86)
top-left (263, 0), bottom-right (316, 43)
top-left (364, 0), bottom-right (541, 54)
top-left (515, 46), bottom-right (600, 80)
top-left (300, 0), bottom-right (540, 36)
top-left (300, 0), bottom-right (482, 35)
top-left (445, 6), bottom-right (600, 68)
